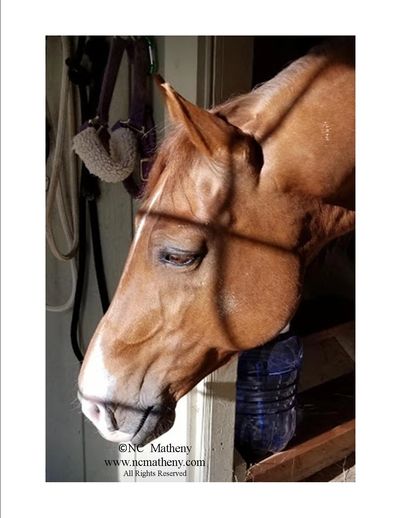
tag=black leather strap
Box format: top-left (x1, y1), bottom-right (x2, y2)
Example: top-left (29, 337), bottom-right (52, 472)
top-left (67, 37), bottom-right (111, 363)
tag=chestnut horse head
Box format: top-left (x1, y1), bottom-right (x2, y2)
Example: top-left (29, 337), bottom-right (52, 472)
top-left (78, 39), bottom-right (355, 444)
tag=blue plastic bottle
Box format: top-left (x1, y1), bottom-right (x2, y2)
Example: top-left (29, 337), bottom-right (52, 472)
top-left (234, 331), bottom-right (303, 463)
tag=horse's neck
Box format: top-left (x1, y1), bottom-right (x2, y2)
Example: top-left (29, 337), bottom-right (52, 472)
top-left (216, 40), bottom-right (355, 209)
top-left (216, 39), bottom-right (354, 137)
top-left (215, 45), bottom-right (332, 140)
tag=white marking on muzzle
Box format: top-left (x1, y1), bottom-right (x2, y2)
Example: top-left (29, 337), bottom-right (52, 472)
top-left (79, 336), bottom-right (116, 401)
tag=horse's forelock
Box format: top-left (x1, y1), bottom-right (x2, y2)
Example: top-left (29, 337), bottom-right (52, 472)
top-left (143, 126), bottom-right (198, 201)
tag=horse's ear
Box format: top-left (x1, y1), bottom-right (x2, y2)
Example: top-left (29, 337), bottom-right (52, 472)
top-left (155, 75), bottom-right (234, 157)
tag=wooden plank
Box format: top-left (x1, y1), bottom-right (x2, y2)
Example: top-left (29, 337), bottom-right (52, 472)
top-left (334, 321), bottom-right (356, 361)
top-left (302, 321), bottom-right (355, 351)
top-left (298, 320), bottom-right (355, 392)
top-left (246, 419), bottom-right (355, 482)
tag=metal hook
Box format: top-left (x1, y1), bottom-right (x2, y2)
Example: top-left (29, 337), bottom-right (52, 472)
top-left (143, 36), bottom-right (157, 75)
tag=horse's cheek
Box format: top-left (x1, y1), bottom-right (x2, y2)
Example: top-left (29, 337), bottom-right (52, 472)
top-left (213, 245), bottom-right (301, 349)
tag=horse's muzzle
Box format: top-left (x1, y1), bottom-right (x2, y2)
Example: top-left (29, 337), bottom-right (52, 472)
top-left (78, 392), bottom-right (176, 445)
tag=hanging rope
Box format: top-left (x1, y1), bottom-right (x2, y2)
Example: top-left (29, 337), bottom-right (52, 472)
top-left (46, 36), bottom-right (80, 312)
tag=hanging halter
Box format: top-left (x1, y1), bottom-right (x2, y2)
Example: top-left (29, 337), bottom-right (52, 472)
top-left (73, 36), bottom-right (157, 198)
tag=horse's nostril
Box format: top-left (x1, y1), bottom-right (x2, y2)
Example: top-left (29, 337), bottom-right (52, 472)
top-left (81, 398), bottom-right (118, 431)
top-left (82, 400), bottom-right (102, 423)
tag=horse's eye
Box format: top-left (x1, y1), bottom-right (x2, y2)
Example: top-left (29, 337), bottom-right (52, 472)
top-left (159, 250), bottom-right (202, 268)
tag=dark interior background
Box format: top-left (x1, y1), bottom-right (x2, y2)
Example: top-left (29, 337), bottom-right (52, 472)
top-left (252, 36), bottom-right (328, 87)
